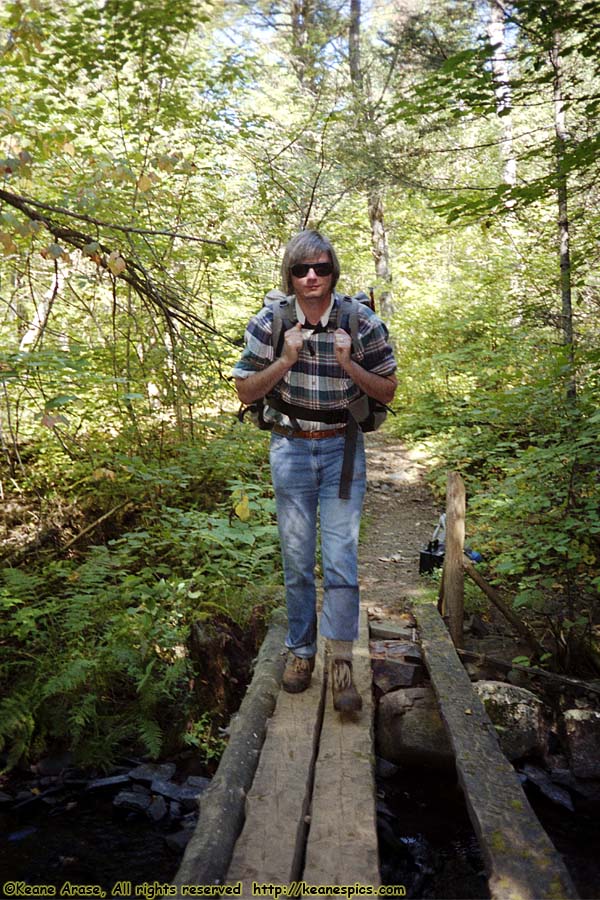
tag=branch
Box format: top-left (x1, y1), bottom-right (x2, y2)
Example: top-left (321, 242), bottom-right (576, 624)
top-left (0, 188), bottom-right (240, 346)
top-left (0, 188), bottom-right (225, 246)
top-left (462, 555), bottom-right (545, 658)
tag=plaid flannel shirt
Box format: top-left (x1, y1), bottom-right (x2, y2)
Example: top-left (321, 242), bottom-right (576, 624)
top-left (233, 292), bottom-right (396, 431)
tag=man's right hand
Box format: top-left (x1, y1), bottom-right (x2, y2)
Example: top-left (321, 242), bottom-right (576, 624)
top-left (281, 321), bottom-right (304, 365)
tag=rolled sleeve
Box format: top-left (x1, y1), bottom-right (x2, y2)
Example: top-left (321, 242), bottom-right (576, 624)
top-left (231, 308), bottom-right (275, 379)
top-left (357, 308), bottom-right (397, 376)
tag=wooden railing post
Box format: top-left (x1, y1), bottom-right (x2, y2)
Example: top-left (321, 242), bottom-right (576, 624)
top-left (444, 471), bottom-right (465, 648)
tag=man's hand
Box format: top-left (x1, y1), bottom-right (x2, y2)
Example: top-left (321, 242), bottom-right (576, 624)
top-left (333, 327), bottom-right (397, 405)
top-left (334, 328), bottom-right (352, 367)
top-left (281, 321), bottom-right (304, 365)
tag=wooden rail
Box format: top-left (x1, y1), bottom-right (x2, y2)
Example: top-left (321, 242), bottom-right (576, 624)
top-left (416, 603), bottom-right (578, 900)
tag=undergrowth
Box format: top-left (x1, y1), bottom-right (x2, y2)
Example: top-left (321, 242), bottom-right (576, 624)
top-left (389, 379), bottom-right (600, 674)
top-left (0, 421), bottom-right (281, 770)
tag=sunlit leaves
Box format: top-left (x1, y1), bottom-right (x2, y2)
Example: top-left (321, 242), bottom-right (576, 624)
top-left (137, 173), bottom-right (153, 193)
top-left (40, 242), bottom-right (69, 262)
top-left (0, 232), bottom-right (18, 255)
top-left (107, 250), bottom-right (126, 275)
top-left (234, 493), bottom-right (250, 521)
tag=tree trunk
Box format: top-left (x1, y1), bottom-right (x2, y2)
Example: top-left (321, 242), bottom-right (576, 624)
top-left (290, 0), bottom-right (317, 91)
top-left (348, 0), bottom-right (394, 317)
top-left (550, 32), bottom-right (576, 401)
top-left (19, 261), bottom-right (62, 352)
top-left (488, 0), bottom-right (516, 188)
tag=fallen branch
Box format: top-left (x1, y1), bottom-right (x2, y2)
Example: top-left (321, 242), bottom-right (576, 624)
top-left (61, 500), bottom-right (132, 552)
top-left (457, 648), bottom-right (600, 698)
top-left (462, 554), bottom-right (545, 658)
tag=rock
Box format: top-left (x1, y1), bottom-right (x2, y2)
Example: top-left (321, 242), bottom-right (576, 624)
top-left (506, 668), bottom-right (532, 689)
top-left (128, 762), bottom-right (177, 783)
top-left (183, 775), bottom-right (211, 792)
top-left (375, 757), bottom-right (399, 779)
top-left (86, 774), bottom-right (131, 792)
top-left (370, 640), bottom-right (422, 663)
top-left (150, 777), bottom-right (203, 810)
top-left (8, 826), bottom-right (38, 842)
top-left (377, 686), bottom-right (453, 768)
top-left (165, 826), bottom-right (195, 853)
top-left (464, 614), bottom-right (490, 637)
top-left (370, 621), bottom-right (415, 641)
top-left (169, 801), bottom-right (182, 819)
top-left (34, 752), bottom-right (73, 776)
top-left (472, 681), bottom-right (547, 761)
top-left (372, 659), bottom-right (424, 693)
top-left (464, 663), bottom-right (480, 681)
top-left (563, 708), bottom-right (600, 778)
top-left (520, 763), bottom-right (574, 811)
top-left (147, 794), bottom-right (168, 822)
top-left (548, 767), bottom-right (578, 791)
top-left (113, 789), bottom-right (152, 813)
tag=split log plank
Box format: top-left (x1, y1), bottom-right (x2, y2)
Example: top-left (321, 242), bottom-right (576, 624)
top-left (416, 603), bottom-right (578, 900)
top-left (303, 608), bottom-right (380, 889)
top-left (172, 608), bottom-right (288, 893)
top-left (226, 648), bottom-right (327, 892)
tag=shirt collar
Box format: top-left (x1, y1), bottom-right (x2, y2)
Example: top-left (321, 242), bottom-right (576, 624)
top-left (295, 293), bottom-right (335, 328)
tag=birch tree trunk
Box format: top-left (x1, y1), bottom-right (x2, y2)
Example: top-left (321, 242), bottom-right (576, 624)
top-left (487, 0), bottom-right (516, 188)
top-left (550, 32), bottom-right (576, 401)
top-left (19, 261), bottom-right (62, 352)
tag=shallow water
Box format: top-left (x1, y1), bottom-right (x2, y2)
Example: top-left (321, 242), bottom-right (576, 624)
top-left (377, 764), bottom-right (600, 900)
top-left (376, 766), bottom-right (490, 899)
top-left (0, 789), bottom-right (180, 895)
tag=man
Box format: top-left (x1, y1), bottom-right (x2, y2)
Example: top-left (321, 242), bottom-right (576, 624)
top-left (234, 230), bottom-right (396, 712)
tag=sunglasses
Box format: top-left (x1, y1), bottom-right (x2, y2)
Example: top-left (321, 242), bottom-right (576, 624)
top-left (290, 261), bottom-right (333, 278)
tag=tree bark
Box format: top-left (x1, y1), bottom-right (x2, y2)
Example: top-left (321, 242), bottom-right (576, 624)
top-left (487, 0), bottom-right (516, 188)
top-left (348, 0), bottom-right (394, 318)
top-left (550, 32), bottom-right (576, 401)
top-left (19, 260), bottom-right (62, 352)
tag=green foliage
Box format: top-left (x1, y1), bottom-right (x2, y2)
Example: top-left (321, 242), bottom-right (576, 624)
top-left (183, 711), bottom-right (227, 766)
top-left (0, 425), bottom-right (279, 769)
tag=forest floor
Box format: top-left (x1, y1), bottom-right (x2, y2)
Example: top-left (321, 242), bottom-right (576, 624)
top-left (359, 430), bottom-right (439, 614)
top-left (358, 430), bottom-right (534, 666)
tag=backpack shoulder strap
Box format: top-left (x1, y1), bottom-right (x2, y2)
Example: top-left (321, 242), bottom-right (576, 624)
top-left (271, 296), bottom-right (296, 357)
top-left (338, 295), bottom-right (361, 356)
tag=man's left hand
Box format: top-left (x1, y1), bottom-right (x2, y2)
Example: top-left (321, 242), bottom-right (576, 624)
top-left (334, 328), bottom-right (352, 367)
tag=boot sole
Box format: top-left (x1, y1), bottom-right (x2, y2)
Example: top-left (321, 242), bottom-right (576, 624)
top-left (282, 677), bottom-right (312, 694)
top-left (333, 695), bottom-right (362, 713)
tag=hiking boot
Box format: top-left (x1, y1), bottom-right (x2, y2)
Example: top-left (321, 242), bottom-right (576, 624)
top-left (331, 659), bottom-right (362, 713)
top-left (282, 654), bottom-right (315, 694)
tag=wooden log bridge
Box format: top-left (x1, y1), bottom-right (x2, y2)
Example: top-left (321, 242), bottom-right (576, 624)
top-left (173, 604), bottom-right (579, 900)
top-left (173, 607), bottom-right (379, 898)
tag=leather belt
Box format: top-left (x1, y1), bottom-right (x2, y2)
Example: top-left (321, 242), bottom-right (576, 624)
top-left (272, 424), bottom-right (347, 440)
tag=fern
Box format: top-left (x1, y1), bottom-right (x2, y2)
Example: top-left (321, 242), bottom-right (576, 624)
top-left (137, 717), bottom-right (163, 759)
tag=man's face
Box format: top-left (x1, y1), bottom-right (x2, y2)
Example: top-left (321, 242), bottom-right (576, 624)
top-left (290, 252), bottom-right (334, 306)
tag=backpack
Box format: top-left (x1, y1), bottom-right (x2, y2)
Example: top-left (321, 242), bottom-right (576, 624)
top-left (237, 290), bottom-right (389, 434)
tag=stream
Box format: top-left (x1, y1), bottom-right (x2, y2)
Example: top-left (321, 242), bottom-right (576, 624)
top-left (2, 758), bottom-right (599, 899)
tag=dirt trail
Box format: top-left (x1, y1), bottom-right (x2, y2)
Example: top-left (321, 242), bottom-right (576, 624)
top-left (359, 432), bottom-right (440, 612)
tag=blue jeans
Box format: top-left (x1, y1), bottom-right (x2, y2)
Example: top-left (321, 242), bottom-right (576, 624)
top-left (269, 431), bottom-right (367, 659)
